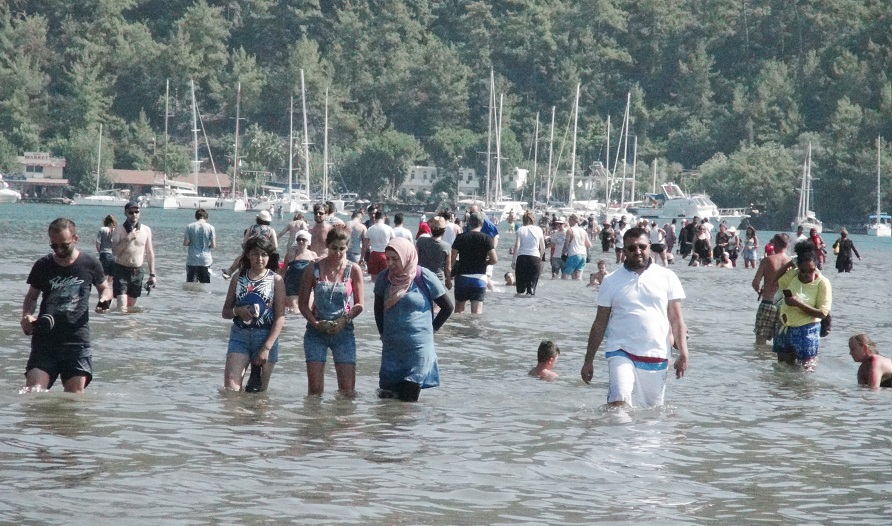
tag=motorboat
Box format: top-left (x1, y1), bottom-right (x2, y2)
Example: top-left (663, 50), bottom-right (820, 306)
top-left (146, 181), bottom-right (195, 209)
top-left (628, 182), bottom-right (748, 226)
top-left (0, 174), bottom-right (21, 203)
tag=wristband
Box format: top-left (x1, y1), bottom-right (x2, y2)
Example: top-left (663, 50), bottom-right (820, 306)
top-left (149, 273), bottom-right (156, 277)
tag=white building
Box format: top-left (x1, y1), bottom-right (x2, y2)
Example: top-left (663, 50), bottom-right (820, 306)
top-left (505, 167), bottom-right (528, 191)
top-left (400, 166), bottom-right (482, 197)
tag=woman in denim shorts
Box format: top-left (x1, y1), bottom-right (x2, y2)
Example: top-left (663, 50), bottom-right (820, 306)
top-left (298, 227), bottom-right (365, 396)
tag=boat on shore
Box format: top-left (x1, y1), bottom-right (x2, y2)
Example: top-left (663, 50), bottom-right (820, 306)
top-left (627, 182), bottom-right (748, 226)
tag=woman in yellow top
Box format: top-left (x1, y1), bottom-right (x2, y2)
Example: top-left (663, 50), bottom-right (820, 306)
top-left (774, 243), bottom-right (832, 370)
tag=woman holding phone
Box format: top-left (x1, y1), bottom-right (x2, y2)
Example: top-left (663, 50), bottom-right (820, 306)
top-left (773, 242), bottom-right (832, 370)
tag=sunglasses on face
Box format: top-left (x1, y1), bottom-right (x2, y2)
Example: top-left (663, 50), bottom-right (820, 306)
top-left (127, 210), bottom-right (140, 215)
top-left (50, 243), bottom-right (72, 251)
top-left (625, 243), bottom-right (649, 252)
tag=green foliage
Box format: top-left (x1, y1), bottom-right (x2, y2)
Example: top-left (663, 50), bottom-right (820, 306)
top-left (698, 143), bottom-right (799, 226)
top-left (3, 0), bottom-right (892, 224)
top-left (340, 129), bottom-right (424, 198)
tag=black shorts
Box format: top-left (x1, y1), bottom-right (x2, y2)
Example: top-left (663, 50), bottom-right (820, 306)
top-left (186, 265), bottom-right (211, 283)
top-left (26, 342), bottom-right (93, 389)
top-left (113, 265), bottom-right (144, 298)
top-left (650, 243), bottom-right (666, 253)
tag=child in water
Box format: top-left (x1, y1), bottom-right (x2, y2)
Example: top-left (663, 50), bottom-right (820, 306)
top-left (849, 334), bottom-right (892, 388)
top-left (528, 340), bottom-right (560, 381)
top-left (504, 271), bottom-right (515, 286)
top-left (587, 260), bottom-right (608, 287)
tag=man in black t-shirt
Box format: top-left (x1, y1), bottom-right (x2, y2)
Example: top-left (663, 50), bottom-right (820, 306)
top-left (450, 212), bottom-right (498, 314)
top-left (21, 218), bottom-right (112, 392)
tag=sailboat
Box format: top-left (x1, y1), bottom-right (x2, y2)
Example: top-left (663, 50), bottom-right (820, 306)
top-left (148, 80), bottom-right (181, 209)
top-left (867, 136), bottom-right (891, 237)
top-left (600, 93), bottom-right (636, 223)
top-left (793, 143), bottom-right (823, 233)
top-left (175, 80), bottom-right (217, 210)
top-left (218, 83), bottom-right (248, 212)
top-left (72, 124), bottom-right (130, 206)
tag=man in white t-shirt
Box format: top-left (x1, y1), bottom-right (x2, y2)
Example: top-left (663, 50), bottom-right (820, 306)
top-left (363, 210), bottom-right (395, 281)
top-left (441, 210), bottom-right (462, 246)
top-left (392, 212), bottom-right (414, 241)
top-left (581, 226), bottom-right (689, 408)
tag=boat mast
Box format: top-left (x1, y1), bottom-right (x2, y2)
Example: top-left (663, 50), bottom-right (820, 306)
top-left (163, 79), bottom-right (169, 185)
top-left (323, 87), bottom-right (329, 201)
top-left (631, 135), bottom-right (637, 202)
top-left (191, 79), bottom-right (199, 191)
top-left (288, 95), bottom-right (294, 199)
top-left (805, 142), bottom-right (812, 218)
top-left (610, 113), bottom-right (626, 204)
top-left (652, 158), bottom-right (658, 194)
top-left (877, 136), bottom-right (882, 225)
top-left (619, 92), bottom-right (631, 206)
top-left (232, 82), bottom-right (241, 198)
top-left (95, 122), bottom-right (103, 195)
top-left (605, 116), bottom-right (611, 205)
top-left (495, 93), bottom-right (504, 203)
top-left (569, 83), bottom-right (580, 203)
top-left (300, 69), bottom-right (310, 203)
top-left (532, 111), bottom-right (539, 207)
top-left (546, 106), bottom-right (555, 203)
top-left (486, 69), bottom-right (494, 205)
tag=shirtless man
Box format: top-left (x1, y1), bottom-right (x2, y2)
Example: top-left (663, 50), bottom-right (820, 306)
top-left (751, 233), bottom-right (791, 345)
top-left (111, 201), bottom-right (156, 311)
top-left (308, 203), bottom-right (333, 257)
top-left (849, 334), bottom-right (892, 388)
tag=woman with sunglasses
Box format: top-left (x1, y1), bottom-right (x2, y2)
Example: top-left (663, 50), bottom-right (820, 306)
top-left (281, 230), bottom-right (317, 312)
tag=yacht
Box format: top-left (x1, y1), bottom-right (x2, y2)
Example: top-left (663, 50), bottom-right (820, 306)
top-left (628, 182), bottom-right (748, 226)
top-left (0, 174), bottom-right (22, 203)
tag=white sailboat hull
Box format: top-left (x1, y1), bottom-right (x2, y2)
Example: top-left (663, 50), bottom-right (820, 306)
top-left (72, 195), bottom-right (129, 207)
top-left (867, 224), bottom-right (891, 237)
top-left (147, 195), bottom-right (179, 209)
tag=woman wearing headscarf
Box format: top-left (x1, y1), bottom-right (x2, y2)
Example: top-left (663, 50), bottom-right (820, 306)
top-left (374, 238), bottom-right (453, 401)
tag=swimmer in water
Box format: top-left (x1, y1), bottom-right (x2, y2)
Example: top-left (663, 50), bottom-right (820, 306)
top-left (529, 340), bottom-right (560, 381)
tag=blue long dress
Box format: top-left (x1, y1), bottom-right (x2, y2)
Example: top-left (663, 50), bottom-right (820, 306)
top-left (374, 268), bottom-right (446, 390)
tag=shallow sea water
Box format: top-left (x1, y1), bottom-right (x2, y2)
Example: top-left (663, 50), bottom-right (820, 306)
top-left (1, 204), bottom-right (891, 524)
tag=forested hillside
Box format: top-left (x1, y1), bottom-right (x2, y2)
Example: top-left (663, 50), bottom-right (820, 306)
top-left (2, 0), bottom-right (892, 226)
